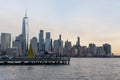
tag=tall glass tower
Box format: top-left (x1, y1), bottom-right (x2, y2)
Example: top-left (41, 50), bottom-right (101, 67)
top-left (22, 11), bottom-right (28, 56)
top-left (45, 32), bottom-right (51, 52)
top-left (39, 30), bottom-right (44, 51)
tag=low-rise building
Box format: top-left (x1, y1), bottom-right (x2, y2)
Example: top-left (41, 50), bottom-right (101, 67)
top-left (6, 47), bottom-right (19, 58)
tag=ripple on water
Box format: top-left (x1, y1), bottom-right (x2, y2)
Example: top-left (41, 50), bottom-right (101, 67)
top-left (0, 58), bottom-right (120, 80)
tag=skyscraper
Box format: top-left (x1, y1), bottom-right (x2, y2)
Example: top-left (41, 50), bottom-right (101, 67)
top-left (1, 33), bottom-right (11, 50)
top-left (97, 46), bottom-right (105, 56)
top-left (30, 37), bottom-right (38, 56)
top-left (73, 36), bottom-right (81, 56)
top-left (76, 36), bottom-right (80, 47)
top-left (22, 11), bottom-right (28, 55)
top-left (14, 34), bottom-right (25, 56)
top-left (13, 39), bottom-right (22, 57)
top-left (64, 40), bottom-right (72, 56)
top-left (45, 32), bottom-right (51, 52)
top-left (39, 30), bottom-right (44, 51)
top-left (103, 43), bottom-right (111, 55)
top-left (53, 34), bottom-right (63, 56)
top-left (89, 43), bottom-right (97, 56)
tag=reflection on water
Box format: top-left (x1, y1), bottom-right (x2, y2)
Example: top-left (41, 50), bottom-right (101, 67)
top-left (27, 66), bottom-right (33, 70)
top-left (0, 58), bottom-right (120, 80)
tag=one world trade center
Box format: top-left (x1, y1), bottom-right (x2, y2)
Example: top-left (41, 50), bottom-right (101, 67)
top-left (22, 11), bottom-right (28, 56)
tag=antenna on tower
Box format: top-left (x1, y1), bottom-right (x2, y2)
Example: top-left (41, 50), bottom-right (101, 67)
top-left (25, 9), bottom-right (27, 17)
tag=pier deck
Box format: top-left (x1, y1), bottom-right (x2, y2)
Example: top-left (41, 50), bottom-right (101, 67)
top-left (0, 57), bottom-right (70, 65)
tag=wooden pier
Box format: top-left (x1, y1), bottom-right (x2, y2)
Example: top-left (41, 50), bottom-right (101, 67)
top-left (0, 57), bottom-right (70, 65)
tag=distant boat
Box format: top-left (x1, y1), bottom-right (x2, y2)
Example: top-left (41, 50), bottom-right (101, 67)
top-left (27, 44), bottom-right (35, 58)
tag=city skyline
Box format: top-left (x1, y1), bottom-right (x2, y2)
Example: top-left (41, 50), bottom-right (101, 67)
top-left (0, 0), bottom-right (120, 55)
top-left (0, 11), bottom-right (113, 57)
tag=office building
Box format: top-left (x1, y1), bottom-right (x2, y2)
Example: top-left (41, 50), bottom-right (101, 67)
top-left (103, 44), bottom-right (111, 55)
top-left (13, 40), bottom-right (22, 57)
top-left (76, 36), bottom-right (80, 47)
top-left (89, 43), bottom-right (97, 56)
top-left (30, 37), bottom-right (38, 56)
top-left (1, 33), bottom-right (11, 50)
top-left (64, 40), bottom-right (72, 56)
top-left (45, 32), bottom-right (51, 52)
top-left (97, 46), bottom-right (105, 56)
top-left (39, 30), bottom-right (44, 51)
top-left (53, 34), bottom-right (63, 56)
top-left (6, 47), bottom-right (19, 58)
top-left (22, 11), bottom-right (28, 55)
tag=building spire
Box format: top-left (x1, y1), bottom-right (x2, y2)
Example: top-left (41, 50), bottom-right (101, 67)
top-left (25, 9), bottom-right (27, 17)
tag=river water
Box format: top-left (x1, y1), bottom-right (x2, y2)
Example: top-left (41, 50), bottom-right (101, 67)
top-left (0, 58), bottom-right (120, 80)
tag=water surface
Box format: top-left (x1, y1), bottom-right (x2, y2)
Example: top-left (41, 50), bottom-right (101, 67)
top-left (0, 58), bottom-right (120, 80)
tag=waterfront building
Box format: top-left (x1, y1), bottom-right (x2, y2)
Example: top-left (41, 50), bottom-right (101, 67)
top-left (76, 36), bottom-right (80, 47)
top-left (13, 40), bottom-right (22, 57)
top-left (50, 39), bottom-right (53, 51)
top-left (0, 44), bottom-right (1, 50)
top-left (0, 36), bottom-right (1, 50)
top-left (13, 12), bottom-right (28, 57)
top-left (74, 48), bottom-right (78, 56)
top-left (54, 40), bottom-right (59, 54)
top-left (30, 37), bottom-right (39, 56)
top-left (72, 37), bottom-right (81, 57)
top-left (6, 47), bottom-right (19, 58)
top-left (77, 47), bottom-right (82, 57)
top-left (22, 11), bottom-right (28, 56)
top-left (86, 47), bottom-right (92, 57)
top-left (72, 45), bottom-right (77, 56)
top-left (45, 32), bottom-right (51, 52)
top-left (103, 43), bottom-right (111, 56)
top-left (39, 30), bottom-right (45, 52)
top-left (69, 47), bottom-right (74, 57)
top-left (97, 46), bottom-right (105, 56)
top-left (14, 34), bottom-right (26, 56)
top-left (89, 43), bottom-right (97, 56)
top-left (79, 46), bottom-right (87, 57)
top-left (64, 40), bottom-right (72, 56)
top-left (53, 34), bottom-right (63, 56)
top-left (1, 33), bottom-right (11, 50)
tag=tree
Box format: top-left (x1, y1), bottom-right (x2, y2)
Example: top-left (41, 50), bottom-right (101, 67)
top-left (27, 44), bottom-right (34, 58)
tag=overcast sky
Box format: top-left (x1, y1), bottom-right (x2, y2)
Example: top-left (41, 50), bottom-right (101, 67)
top-left (0, 0), bottom-right (120, 55)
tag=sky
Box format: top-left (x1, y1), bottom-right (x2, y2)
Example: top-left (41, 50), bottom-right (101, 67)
top-left (0, 0), bottom-right (120, 55)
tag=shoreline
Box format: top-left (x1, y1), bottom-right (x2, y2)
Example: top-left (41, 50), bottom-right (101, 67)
top-left (71, 56), bottom-right (120, 58)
